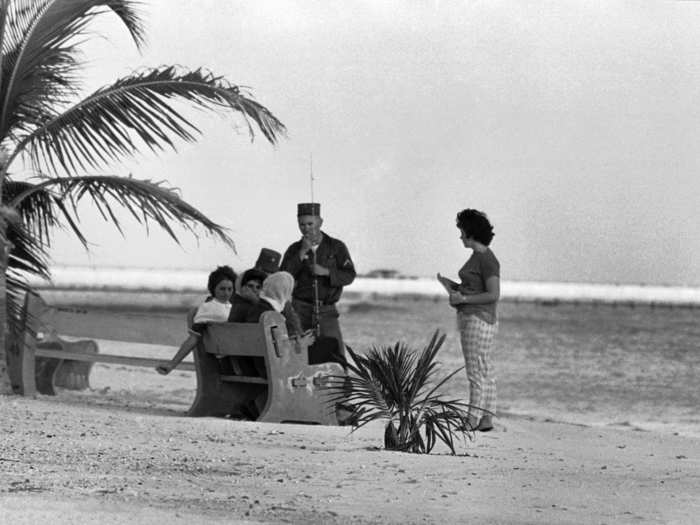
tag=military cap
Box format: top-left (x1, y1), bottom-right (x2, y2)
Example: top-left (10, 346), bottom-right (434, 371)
top-left (254, 247), bottom-right (281, 274)
top-left (297, 202), bottom-right (321, 217)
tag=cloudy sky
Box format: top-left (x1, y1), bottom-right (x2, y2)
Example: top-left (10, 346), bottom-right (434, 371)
top-left (47, 1), bottom-right (700, 286)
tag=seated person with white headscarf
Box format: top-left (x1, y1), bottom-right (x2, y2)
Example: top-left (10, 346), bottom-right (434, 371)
top-left (246, 271), bottom-right (312, 347)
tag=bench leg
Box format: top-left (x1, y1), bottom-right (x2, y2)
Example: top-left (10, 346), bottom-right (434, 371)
top-left (7, 336), bottom-right (37, 396)
top-left (14, 292), bottom-right (42, 396)
top-left (31, 341), bottom-right (62, 396)
top-left (258, 365), bottom-right (342, 426)
top-left (35, 357), bottom-right (61, 396)
top-left (52, 340), bottom-right (98, 391)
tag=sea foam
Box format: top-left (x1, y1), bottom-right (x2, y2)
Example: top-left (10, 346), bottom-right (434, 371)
top-left (27, 265), bottom-right (700, 307)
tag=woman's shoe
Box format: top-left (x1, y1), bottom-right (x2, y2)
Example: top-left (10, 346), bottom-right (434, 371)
top-left (477, 415), bottom-right (494, 432)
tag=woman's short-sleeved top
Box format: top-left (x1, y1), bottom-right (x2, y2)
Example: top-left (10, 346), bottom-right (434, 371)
top-left (457, 248), bottom-right (500, 324)
top-left (189, 299), bottom-right (232, 335)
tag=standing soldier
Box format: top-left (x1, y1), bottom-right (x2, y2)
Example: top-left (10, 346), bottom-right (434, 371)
top-left (281, 202), bottom-right (356, 363)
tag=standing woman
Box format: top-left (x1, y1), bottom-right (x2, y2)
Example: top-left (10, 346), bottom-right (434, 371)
top-left (448, 209), bottom-right (500, 432)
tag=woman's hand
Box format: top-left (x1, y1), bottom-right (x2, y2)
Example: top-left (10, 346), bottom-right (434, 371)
top-left (299, 330), bottom-right (316, 347)
top-left (155, 362), bottom-right (173, 375)
top-left (449, 290), bottom-right (467, 306)
top-left (293, 330), bottom-right (316, 352)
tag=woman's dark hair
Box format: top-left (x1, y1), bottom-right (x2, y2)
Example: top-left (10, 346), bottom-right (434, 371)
top-left (456, 209), bottom-right (495, 246)
top-left (241, 268), bottom-right (267, 286)
top-left (207, 265), bottom-right (237, 296)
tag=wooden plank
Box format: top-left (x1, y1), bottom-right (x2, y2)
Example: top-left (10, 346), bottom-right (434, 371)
top-left (51, 308), bottom-right (189, 347)
top-left (203, 323), bottom-right (268, 357)
top-left (34, 348), bottom-right (195, 371)
top-left (220, 375), bottom-right (268, 384)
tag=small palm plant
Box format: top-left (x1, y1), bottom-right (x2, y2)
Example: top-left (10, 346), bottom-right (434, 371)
top-left (329, 330), bottom-right (481, 454)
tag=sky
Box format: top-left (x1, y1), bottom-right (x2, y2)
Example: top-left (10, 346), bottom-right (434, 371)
top-left (44, 0), bottom-right (700, 286)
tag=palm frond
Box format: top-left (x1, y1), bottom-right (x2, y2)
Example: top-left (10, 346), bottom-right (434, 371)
top-left (422, 407), bottom-right (462, 454)
top-left (6, 216), bottom-right (50, 280)
top-left (5, 270), bottom-right (34, 345)
top-left (0, 184), bottom-right (51, 280)
top-left (3, 178), bottom-right (67, 246)
top-left (406, 331), bottom-right (446, 404)
top-left (363, 342), bottom-right (415, 407)
top-left (8, 174), bottom-right (235, 249)
top-left (1, 214), bottom-right (51, 348)
top-left (14, 66), bottom-right (286, 174)
top-left (326, 345), bottom-right (394, 430)
top-left (0, 0), bottom-right (145, 141)
top-left (416, 364), bottom-right (466, 409)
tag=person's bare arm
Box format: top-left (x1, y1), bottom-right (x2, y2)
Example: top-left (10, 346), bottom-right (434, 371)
top-left (155, 333), bottom-right (199, 375)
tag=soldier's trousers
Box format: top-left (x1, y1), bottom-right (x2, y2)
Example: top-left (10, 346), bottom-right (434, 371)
top-left (291, 299), bottom-right (345, 365)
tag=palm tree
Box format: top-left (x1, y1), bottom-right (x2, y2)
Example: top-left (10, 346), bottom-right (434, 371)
top-left (329, 331), bottom-right (482, 454)
top-left (0, 0), bottom-right (286, 393)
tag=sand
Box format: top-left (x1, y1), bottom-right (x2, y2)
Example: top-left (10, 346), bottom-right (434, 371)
top-left (2, 383), bottom-right (698, 525)
top-left (2, 313), bottom-right (699, 525)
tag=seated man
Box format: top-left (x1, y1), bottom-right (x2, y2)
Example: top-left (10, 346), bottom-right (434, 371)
top-left (228, 268), bottom-right (267, 322)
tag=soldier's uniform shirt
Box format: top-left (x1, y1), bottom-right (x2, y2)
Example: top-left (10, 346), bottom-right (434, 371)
top-left (280, 232), bottom-right (356, 306)
top-left (281, 232), bottom-right (355, 363)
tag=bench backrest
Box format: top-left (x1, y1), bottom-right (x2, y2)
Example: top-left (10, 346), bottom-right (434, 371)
top-left (202, 322), bottom-right (269, 357)
top-left (202, 311), bottom-right (286, 358)
top-left (22, 292), bottom-right (56, 341)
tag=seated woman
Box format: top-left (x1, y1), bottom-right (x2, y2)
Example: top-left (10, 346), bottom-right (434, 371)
top-left (156, 265), bottom-right (236, 375)
top-left (228, 268), bottom-right (267, 322)
top-left (246, 271), bottom-right (312, 347)
top-left (237, 272), bottom-right (312, 415)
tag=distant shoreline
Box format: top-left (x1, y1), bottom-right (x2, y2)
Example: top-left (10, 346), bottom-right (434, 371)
top-left (27, 265), bottom-right (700, 308)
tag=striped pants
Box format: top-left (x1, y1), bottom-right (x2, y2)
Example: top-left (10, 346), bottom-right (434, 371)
top-left (457, 312), bottom-right (498, 418)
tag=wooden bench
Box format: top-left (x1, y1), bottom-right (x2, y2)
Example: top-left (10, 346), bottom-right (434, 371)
top-left (188, 310), bottom-right (343, 425)
top-left (12, 292), bottom-right (344, 425)
top-left (10, 292), bottom-right (194, 396)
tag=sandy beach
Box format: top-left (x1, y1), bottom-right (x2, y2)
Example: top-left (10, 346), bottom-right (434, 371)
top-left (2, 383), bottom-right (698, 524)
top-left (2, 299), bottom-right (699, 524)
